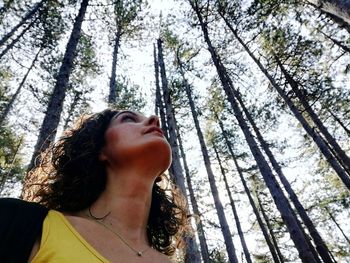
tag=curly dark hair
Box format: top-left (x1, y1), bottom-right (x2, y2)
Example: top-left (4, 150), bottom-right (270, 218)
top-left (23, 108), bottom-right (190, 255)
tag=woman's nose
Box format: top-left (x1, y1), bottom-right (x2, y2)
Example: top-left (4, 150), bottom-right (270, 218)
top-left (146, 115), bottom-right (160, 127)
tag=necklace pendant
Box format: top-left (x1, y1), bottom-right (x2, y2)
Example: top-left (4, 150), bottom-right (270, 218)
top-left (137, 252), bottom-right (143, 257)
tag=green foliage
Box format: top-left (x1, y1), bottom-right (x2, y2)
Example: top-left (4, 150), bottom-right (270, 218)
top-left (0, 126), bottom-right (24, 194)
top-left (109, 77), bottom-right (146, 111)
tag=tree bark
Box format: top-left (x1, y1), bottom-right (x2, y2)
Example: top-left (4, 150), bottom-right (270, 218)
top-left (327, 109), bottom-right (350, 136)
top-left (0, 47), bottom-right (42, 127)
top-left (153, 44), bottom-right (169, 140)
top-left (212, 141), bottom-right (252, 263)
top-left (190, 1), bottom-right (317, 261)
top-left (235, 88), bottom-right (334, 263)
top-left (307, 0), bottom-right (350, 32)
top-left (324, 205), bottom-right (350, 244)
top-left (180, 66), bottom-right (238, 263)
top-left (255, 191), bottom-right (285, 263)
top-left (175, 115), bottom-right (210, 263)
top-left (218, 10), bottom-right (350, 190)
top-left (275, 56), bottom-right (350, 176)
top-left (218, 119), bottom-right (283, 263)
top-left (157, 38), bottom-right (200, 262)
top-left (26, 0), bottom-right (90, 174)
top-left (0, 15), bottom-right (39, 60)
top-left (0, 0), bottom-right (45, 48)
top-left (108, 26), bottom-right (122, 104)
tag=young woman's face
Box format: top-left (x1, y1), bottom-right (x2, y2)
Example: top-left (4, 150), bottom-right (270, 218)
top-left (100, 110), bottom-right (172, 172)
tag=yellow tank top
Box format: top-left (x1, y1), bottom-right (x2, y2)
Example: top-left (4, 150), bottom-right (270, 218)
top-left (31, 210), bottom-right (110, 262)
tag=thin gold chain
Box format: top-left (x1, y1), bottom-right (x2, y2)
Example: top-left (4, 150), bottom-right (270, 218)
top-left (86, 211), bottom-right (150, 257)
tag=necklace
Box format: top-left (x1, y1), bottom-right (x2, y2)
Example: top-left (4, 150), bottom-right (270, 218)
top-left (86, 207), bottom-right (150, 257)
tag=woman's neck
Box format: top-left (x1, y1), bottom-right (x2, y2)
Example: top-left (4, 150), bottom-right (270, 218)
top-left (87, 166), bottom-right (156, 246)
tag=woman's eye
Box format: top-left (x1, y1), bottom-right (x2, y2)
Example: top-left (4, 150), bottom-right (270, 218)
top-left (121, 115), bottom-right (136, 122)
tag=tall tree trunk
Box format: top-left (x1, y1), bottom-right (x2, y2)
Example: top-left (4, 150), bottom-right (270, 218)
top-left (318, 30), bottom-right (350, 53)
top-left (189, 1), bottom-right (317, 261)
top-left (218, 118), bottom-right (283, 263)
top-left (218, 10), bottom-right (350, 190)
top-left (0, 0), bottom-right (45, 48)
top-left (235, 88), bottom-right (334, 263)
top-left (324, 205), bottom-right (350, 244)
top-left (108, 26), bottom-right (122, 104)
top-left (26, 0), bottom-right (90, 174)
top-left (275, 56), bottom-right (350, 176)
top-left (212, 140), bottom-right (252, 263)
top-left (180, 67), bottom-right (238, 263)
top-left (153, 44), bottom-right (169, 140)
top-left (156, 38), bottom-right (200, 263)
top-left (327, 109), bottom-right (350, 136)
top-left (255, 190), bottom-right (285, 263)
top-left (175, 115), bottom-right (210, 263)
top-left (0, 15), bottom-right (39, 60)
top-left (307, 0), bottom-right (350, 32)
top-left (0, 47), bottom-right (42, 127)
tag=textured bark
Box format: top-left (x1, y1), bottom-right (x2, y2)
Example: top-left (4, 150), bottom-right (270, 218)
top-left (235, 88), bottom-right (334, 263)
top-left (276, 56), bottom-right (350, 176)
top-left (218, 119), bottom-right (283, 263)
top-left (175, 116), bottom-right (210, 263)
top-left (255, 192), bottom-right (285, 263)
top-left (157, 39), bottom-right (200, 262)
top-left (327, 110), bottom-right (350, 136)
top-left (212, 141), bottom-right (252, 263)
top-left (324, 205), bottom-right (350, 244)
top-left (190, 1), bottom-right (317, 261)
top-left (153, 44), bottom-right (169, 140)
top-left (157, 38), bottom-right (186, 193)
top-left (26, 0), bottom-right (90, 173)
top-left (108, 26), bottom-right (122, 104)
top-left (0, 0), bottom-right (45, 48)
top-left (181, 70), bottom-right (238, 263)
top-left (218, 11), bottom-right (350, 190)
top-left (0, 47), bottom-right (42, 127)
top-left (307, 0), bottom-right (350, 31)
top-left (0, 15), bottom-right (39, 60)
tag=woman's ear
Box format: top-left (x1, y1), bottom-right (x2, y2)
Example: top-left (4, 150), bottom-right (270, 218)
top-left (99, 148), bottom-right (107, 161)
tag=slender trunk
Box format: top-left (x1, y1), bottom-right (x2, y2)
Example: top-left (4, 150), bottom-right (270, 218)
top-left (157, 38), bottom-right (200, 262)
top-left (0, 15), bottom-right (39, 60)
top-left (0, 0), bottom-right (45, 48)
top-left (212, 141), bottom-right (252, 263)
top-left (307, 0), bottom-right (350, 32)
top-left (190, 1), bottom-right (317, 261)
top-left (255, 191), bottom-right (285, 263)
top-left (319, 30), bottom-right (350, 53)
top-left (181, 69), bottom-right (238, 263)
top-left (218, 119), bottom-right (283, 263)
top-left (108, 27), bottom-right (122, 104)
top-left (275, 56), bottom-right (350, 176)
top-left (157, 38), bottom-right (186, 193)
top-left (219, 11), bottom-right (350, 190)
top-left (153, 44), bottom-right (169, 140)
top-left (0, 47), bottom-right (42, 127)
top-left (235, 88), bottom-right (334, 263)
top-left (26, 0), bottom-right (90, 174)
top-left (324, 205), bottom-right (350, 244)
top-left (327, 109), bottom-right (350, 136)
top-left (175, 115), bottom-right (209, 263)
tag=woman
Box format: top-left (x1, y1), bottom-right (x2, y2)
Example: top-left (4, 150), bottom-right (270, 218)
top-left (5, 109), bottom-right (189, 262)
